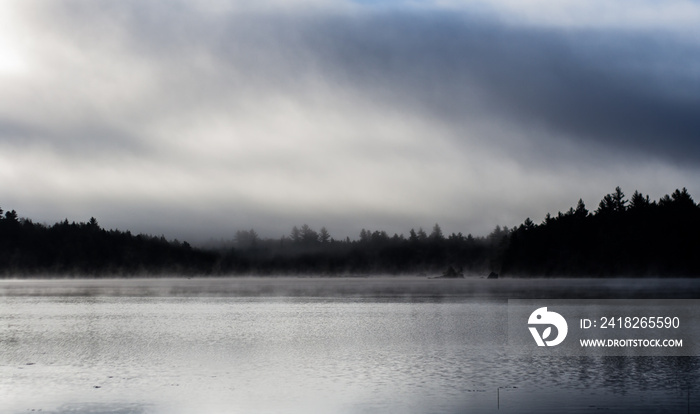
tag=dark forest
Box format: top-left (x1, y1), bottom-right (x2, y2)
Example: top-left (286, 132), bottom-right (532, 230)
top-left (1, 187), bottom-right (698, 277)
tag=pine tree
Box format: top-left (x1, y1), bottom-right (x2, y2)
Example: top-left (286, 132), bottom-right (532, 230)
top-left (574, 199), bottom-right (588, 218)
top-left (319, 227), bottom-right (331, 243)
top-left (290, 226), bottom-right (301, 243)
top-left (612, 186), bottom-right (627, 213)
top-left (629, 191), bottom-right (651, 210)
top-left (430, 223), bottom-right (444, 240)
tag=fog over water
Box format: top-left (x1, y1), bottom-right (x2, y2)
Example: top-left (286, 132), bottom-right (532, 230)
top-left (3, 277), bottom-right (700, 299)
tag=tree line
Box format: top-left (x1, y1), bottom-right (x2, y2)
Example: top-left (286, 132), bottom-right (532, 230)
top-left (215, 223), bottom-right (509, 275)
top-left (1, 186), bottom-right (699, 277)
top-left (502, 187), bottom-right (700, 277)
top-left (0, 211), bottom-right (216, 276)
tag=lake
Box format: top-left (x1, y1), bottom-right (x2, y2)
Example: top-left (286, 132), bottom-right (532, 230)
top-left (1, 277), bottom-right (699, 413)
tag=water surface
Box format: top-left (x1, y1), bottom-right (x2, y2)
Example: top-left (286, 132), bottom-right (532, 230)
top-left (1, 278), bottom-right (698, 413)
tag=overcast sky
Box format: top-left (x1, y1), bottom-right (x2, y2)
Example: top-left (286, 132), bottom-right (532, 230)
top-left (1, 0), bottom-right (699, 242)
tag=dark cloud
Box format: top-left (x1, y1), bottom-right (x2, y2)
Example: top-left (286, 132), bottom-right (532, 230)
top-left (277, 11), bottom-right (700, 164)
top-left (45, 3), bottom-right (700, 166)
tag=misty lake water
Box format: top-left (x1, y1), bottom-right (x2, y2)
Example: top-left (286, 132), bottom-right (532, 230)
top-left (1, 277), bottom-right (699, 413)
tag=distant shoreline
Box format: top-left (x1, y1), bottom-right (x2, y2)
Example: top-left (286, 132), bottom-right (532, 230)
top-left (3, 186), bottom-right (700, 278)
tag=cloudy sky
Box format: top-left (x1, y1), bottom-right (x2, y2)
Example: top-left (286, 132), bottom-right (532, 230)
top-left (1, 0), bottom-right (699, 242)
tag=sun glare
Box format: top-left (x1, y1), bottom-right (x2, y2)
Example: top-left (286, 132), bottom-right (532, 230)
top-left (0, 42), bottom-right (28, 76)
top-left (0, 7), bottom-right (30, 77)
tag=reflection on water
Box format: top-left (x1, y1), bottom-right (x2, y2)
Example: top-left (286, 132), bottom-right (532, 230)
top-left (1, 278), bottom-right (699, 413)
